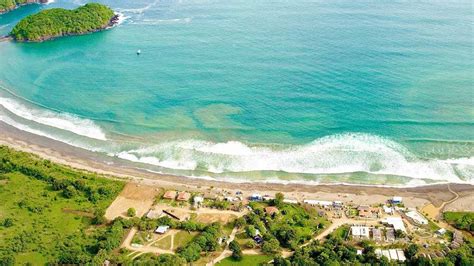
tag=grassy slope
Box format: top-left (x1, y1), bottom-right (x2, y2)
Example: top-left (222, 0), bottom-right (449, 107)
top-left (0, 146), bottom-right (124, 263)
top-left (443, 211), bottom-right (474, 232)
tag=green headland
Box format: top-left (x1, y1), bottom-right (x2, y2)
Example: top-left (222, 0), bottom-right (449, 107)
top-left (10, 3), bottom-right (117, 42)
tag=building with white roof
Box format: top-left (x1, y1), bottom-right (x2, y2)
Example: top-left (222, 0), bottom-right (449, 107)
top-left (392, 196), bottom-right (403, 203)
top-left (376, 249), bottom-right (406, 262)
top-left (283, 198), bottom-right (298, 204)
top-left (303, 200), bottom-right (332, 207)
top-left (382, 217), bottom-right (406, 233)
top-left (250, 193), bottom-right (262, 201)
top-left (383, 205), bottom-right (393, 214)
top-left (155, 225), bottom-right (170, 234)
top-left (194, 196), bottom-right (204, 204)
top-left (351, 226), bottom-right (370, 239)
top-left (405, 211), bottom-right (428, 225)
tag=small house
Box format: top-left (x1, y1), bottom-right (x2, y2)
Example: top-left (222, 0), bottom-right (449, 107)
top-left (163, 190), bottom-right (177, 200)
top-left (265, 206), bottom-right (279, 216)
top-left (383, 205), bottom-right (393, 214)
top-left (250, 193), bottom-right (262, 201)
top-left (351, 226), bottom-right (370, 239)
top-left (391, 196), bottom-right (403, 204)
top-left (155, 225), bottom-right (170, 234)
top-left (263, 195), bottom-right (274, 201)
top-left (194, 196), bottom-right (204, 204)
top-left (146, 208), bottom-right (163, 219)
top-left (333, 201), bottom-right (343, 209)
top-left (283, 198), bottom-right (298, 204)
top-left (177, 191), bottom-right (191, 201)
top-left (372, 228), bottom-right (382, 242)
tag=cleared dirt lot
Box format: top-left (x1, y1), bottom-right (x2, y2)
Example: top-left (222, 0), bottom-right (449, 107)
top-left (195, 213), bottom-right (238, 224)
top-left (105, 183), bottom-right (161, 220)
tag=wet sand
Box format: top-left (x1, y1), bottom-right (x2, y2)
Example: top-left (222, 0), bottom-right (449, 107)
top-left (1, 121), bottom-right (473, 210)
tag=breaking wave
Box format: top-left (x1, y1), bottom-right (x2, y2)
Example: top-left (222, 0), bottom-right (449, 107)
top-left (114, 134), bottom-right (473, 183)
top-left (116, 0), bottom-right (160, 15)
top-left (0, 94), bottom-right (472, 185)
top-left (131, 17), bottom-right (192, 25)
top-left (0, 96), bottom-right (107, 141)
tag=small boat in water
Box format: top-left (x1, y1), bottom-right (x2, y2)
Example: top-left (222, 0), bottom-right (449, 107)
top-left (137, 49), bottom-right (141, 55)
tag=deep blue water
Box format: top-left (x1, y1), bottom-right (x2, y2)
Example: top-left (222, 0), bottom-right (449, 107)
top-left (0, 0), bottom-right (473, 185)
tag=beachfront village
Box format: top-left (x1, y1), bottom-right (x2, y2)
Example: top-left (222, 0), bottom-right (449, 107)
top-left (0, 146), bottom-right (472, 265)
top-left (103, 183), bottom-right (473, 265)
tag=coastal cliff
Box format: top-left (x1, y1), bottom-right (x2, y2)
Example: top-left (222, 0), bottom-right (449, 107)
top-left (0, 0), bottom-right (47, 14)
top-left (10, 3), bottom-right (117, 42)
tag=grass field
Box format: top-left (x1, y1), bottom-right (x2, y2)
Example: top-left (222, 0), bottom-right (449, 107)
top-left (217, 255), bottom-right (272, 266)
top-left (173, 231), bottom-right (198, 250)
top-left (153, 235), bottom-right (172, 250)
top-left (0, 146), bottom-right (124, 264)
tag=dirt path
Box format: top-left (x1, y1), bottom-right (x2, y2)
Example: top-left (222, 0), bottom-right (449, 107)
top-left (421, 183), bottom-right (460, 229)
top-left (121, 228), bottom-right (138, 249)
top-left (170, 233), bottom-right (175, 251)
top-left (206, 227), bottom-right (238, 266)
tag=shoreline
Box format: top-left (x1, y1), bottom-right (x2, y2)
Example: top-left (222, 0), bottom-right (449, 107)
top-left (1, 121), bottom-right (474, 210)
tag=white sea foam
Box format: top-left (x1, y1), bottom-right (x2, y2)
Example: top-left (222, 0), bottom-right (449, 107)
top-left (0, 97), bottom-right (107, 140)
top-left (113, 133), bottom-right (473, 183)
top-left (132, 18), bottom-right (192, 25)
top-left (117, 0), bottom-right (160, 14)
top-left (114, 12), bottom-right (130, 26)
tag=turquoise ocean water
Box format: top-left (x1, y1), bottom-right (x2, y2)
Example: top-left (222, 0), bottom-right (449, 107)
top-left (0, 0), bottom-right (473, 186)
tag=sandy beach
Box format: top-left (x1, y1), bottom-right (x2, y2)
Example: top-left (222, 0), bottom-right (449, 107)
top-left (1, 121), bottom-right (473, 211)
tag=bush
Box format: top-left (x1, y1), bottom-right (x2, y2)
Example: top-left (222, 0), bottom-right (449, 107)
top-left (127, 208), bottom-right (136, 217)
top-left (2, 218), bottom-right (13, 228)
top-left (229, 240), bottom-right (242, 261)
top-left (262, 238), bottom-right (281, 254)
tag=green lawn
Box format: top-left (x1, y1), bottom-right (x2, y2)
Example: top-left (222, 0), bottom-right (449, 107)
top-left (153, 235), bottom-right (172, 250)
top-left (217, 255), bottom-right (273, 266)
top-left (173, 231), bottom-right (198, 249)
top-left (331, 225), bottom-right (350, 239)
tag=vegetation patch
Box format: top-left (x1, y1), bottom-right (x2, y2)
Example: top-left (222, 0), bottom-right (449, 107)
top-left (153, 235), bottom-right (172, 250)
top-left (0, 0), bottom-right (40, 14)
top-left (217, 254), bottom-right (272, 266)
top-left (173, 231), bottom-right (198, 250)
top-left (443, 211), bottom-right (474, 232)
top-left (0, 146), bottom-right (125, 264)
top-left (10, 3), bottom-right (116, 42)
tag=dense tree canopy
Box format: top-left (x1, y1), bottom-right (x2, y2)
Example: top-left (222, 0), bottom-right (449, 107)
top-left (0, 0), bottom-right (35, 13)
top-left (10, 3), bottom-right (115, 41)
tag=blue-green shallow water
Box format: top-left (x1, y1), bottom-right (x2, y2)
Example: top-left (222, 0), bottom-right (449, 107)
top-left (0, 0), bottom-right (473, 186)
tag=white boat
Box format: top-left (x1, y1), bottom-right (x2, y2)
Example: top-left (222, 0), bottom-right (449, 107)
top-left (137, 49), bottom-right (141, 55)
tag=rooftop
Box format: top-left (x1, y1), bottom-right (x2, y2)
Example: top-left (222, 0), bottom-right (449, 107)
top-left (163, 190), bottom-right (177, 199)
top-left (265, 206), bottom-right (279, 215)
top-left (382, 217), bottom-right (406, 233)
top-left (155, 225), bottom-right (170, 234)
top-left (177, 191), bottom-right (191, 201)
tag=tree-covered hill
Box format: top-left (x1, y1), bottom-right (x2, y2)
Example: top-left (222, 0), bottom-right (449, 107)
top-left (10, 3), bottom-right (116, 42)
top-left (0, 0), bottom-right (44, 14)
